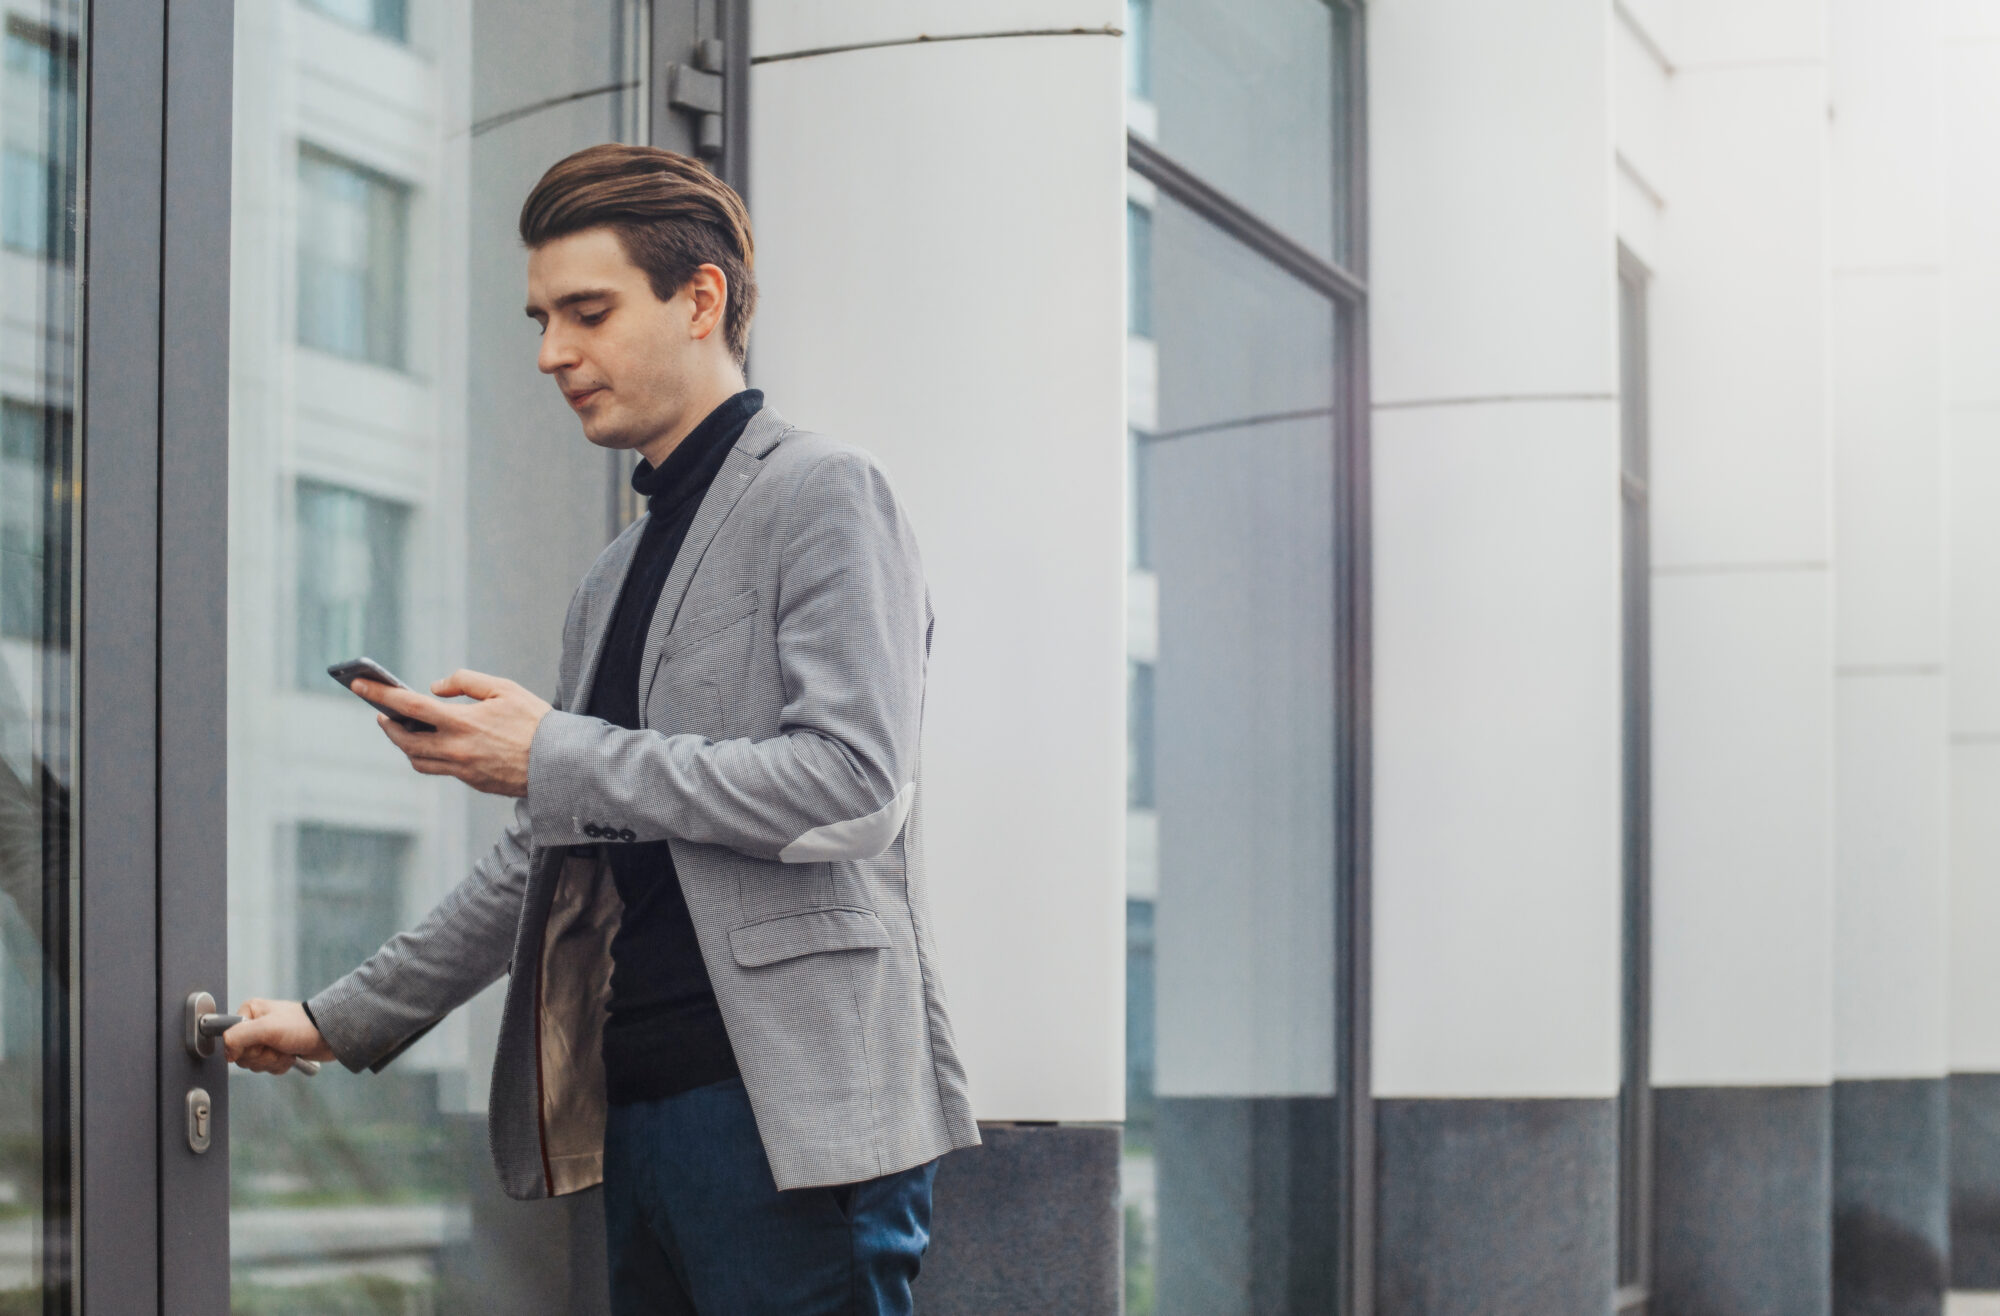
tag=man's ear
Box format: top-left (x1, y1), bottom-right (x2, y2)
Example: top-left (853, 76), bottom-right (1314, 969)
top-left (688, 264), bottom-right (729, 342)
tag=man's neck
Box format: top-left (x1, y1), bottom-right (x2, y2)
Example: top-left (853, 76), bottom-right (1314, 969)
top-left (637, 373), bottom-right (749, 469)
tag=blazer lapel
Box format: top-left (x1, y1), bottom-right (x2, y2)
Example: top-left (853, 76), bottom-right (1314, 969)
top-left (637, 443), bottom-right (764, 716)
top-left (567, 521), bottom-right (644, 715)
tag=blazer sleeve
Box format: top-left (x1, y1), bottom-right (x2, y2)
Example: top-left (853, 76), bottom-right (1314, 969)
top-left (305, 795), bottom-right (536, 1072)
top-left (523, 446), bottom-right (927, 864)
top-left (305, 583), bottom-right (590, 1072)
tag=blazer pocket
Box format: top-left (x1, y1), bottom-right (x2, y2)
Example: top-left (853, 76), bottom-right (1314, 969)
top-left (663, 588), bottom-right (759, 661)
top-left (728, 906), bottom-right (892, 968)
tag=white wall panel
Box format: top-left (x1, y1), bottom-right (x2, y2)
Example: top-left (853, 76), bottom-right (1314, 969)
top-left (1675, 0), bottom-right (1827, 67)
top-left (1650, 64), bottom-right (1831, 571)
top-left (1366, 0), bottom-right (1613, 407)
top-left (749, 35), bottom-right (1126, 1121)
top-left (753, 0), bottom-right (1121, 60)
top-left (1825, 0), bottom-right (1948, 1087)
top-left (1952, 746), bottom-right (2000, 1070)
top-left (1372, 399), bottom-right (1622, 1099)
top-left (1942, 41), bottom-right (2000, 409)
top-left (1830, 274), bottom-right (1944, 669)
top-left (1834, 674), bottom-right (1948, 1078)
top-left (1952, 413), bottom-right (2000, 736)
top-left (1945, 28), bottom-right (2000, 1073)
top-left (1651, 569), bottom-right (1834, 1086)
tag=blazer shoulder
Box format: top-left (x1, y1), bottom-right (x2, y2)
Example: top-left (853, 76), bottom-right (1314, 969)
top-left (757, 428), bottom-right (903, 507)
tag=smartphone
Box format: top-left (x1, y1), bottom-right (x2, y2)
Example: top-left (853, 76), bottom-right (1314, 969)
top-left (326, 657), bottom-right (436, 732)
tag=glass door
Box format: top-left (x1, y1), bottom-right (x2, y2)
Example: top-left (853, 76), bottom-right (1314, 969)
top-left (146, 1), bottom-right (736, 1311)
top-left (0, 0), bottom-right (80, 1308)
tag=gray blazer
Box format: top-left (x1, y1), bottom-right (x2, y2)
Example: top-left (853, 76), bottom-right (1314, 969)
top-left (308, 405), bottom-right (980, 1197)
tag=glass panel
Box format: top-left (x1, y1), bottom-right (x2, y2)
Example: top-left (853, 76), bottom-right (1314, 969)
top-left (229, 0), bottom-right (645, 1306)
top-left (1123, 193), bottom-right (1343, 1313)
top-left (0, 2), bottom-right (79, 1310)
top-left (1133, 0), bottom-right (1356, 267)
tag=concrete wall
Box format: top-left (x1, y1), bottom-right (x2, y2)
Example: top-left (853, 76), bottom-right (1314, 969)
top-left (1367, 0), bottom-right (1621, 1304)
top-left (747, 2), bottom-right (1128, 1127)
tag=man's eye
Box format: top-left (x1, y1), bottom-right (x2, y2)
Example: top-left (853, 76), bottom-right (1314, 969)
top-left (580, 310), bottom-right (608, 326)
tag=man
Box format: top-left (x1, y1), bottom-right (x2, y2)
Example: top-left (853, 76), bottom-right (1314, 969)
top-left (224, 143), bottom-right (979, 1314)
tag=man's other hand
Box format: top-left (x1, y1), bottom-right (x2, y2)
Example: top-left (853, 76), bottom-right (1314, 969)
top-left (225, 999), bottom-right (336, 1076)
top-left (360, 669), bottom-right (552, 797)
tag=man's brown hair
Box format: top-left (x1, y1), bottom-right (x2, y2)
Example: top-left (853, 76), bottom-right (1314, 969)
top-left (519, 144), bottom-right (757, 365)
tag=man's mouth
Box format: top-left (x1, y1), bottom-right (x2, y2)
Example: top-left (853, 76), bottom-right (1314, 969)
top-left (565, 386), bottom-right (604, 409)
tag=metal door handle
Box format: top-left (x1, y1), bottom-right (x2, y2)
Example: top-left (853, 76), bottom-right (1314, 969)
top-left (184, 991), bottom-right (319, 1075)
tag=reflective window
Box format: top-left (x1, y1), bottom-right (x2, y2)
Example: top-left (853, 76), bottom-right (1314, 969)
top-left (295, 480), bottom-right (410, 688)
top-left (304, 0), bottom-right (408, 43)
top-left (1124, 4), bottom-right (1362, 1311)
top-left (230, 0), bottom-right (649, 1303)
top-left (297, 146), bottom-right (410, 370)
top-left (0, 2), bottom-right (79, 1310)
top-left (1, 18), bottom-right (75, 261)
top-left (1132, 0), bottom-right (1356, 267)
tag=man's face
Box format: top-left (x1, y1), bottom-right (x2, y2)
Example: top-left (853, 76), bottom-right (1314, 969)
top-left (524, 227), bottom-right (698, 452)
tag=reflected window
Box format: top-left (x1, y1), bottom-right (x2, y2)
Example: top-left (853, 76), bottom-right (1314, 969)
top-left (0, 399), bottom-right (67, 642)
top-left (1, 17), bottom-right (78, 262)
top-left (303, 0), bottom-right (408, 44)
top-left (1128, 201), bottom-right (1154, 339)
top-left (297, 146), bottom-right (410, 369)
top-left (295, 480), bottom-right (409, 688)
top-left (1127, 0), bottom-right (1153, 102)
top-left (1123, 3), bottom-right (1364, 1311)
top-left (296, 824), bottom-right (408, 998)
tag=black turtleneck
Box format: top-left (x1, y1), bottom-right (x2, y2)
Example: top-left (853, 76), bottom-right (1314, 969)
top-left (589, 388), bottom-right (762, 1106)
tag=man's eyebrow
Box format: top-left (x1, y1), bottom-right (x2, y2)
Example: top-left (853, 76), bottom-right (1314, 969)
top-left (524, 288), bottom-right (618, 317)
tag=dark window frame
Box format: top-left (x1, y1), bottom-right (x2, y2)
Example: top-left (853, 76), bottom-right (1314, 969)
top-left (1615, 243), bottom-right (1654, 1316)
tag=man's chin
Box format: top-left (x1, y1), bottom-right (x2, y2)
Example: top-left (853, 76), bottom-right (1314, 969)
top-left (577, 421), bottom-right (634, 451)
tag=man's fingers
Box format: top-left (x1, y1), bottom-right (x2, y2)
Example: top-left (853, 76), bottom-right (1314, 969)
top-left (354, 678), bottom-right (452, 721)
top-left (379, 716), bottom-right (461, 762)
top-left (433, 668), bottom-right (508, 700)
top-left (222, 1017), bottom-right (263, 1062)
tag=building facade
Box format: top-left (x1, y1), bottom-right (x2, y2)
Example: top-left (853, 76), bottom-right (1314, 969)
top-left (6, 0), bottom-right (2000, 1313)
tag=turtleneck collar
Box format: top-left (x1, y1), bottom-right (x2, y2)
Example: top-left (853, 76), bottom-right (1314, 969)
top-left (630, 388), bottom-right (764, 518)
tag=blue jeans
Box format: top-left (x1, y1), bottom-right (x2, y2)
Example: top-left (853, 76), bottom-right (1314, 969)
top-left (602, 1077), bottom-right (939, 1314)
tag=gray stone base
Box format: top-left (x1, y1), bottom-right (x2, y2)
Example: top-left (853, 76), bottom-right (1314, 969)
top-left (919, 1122), bottom-right (1122, 1315)
top-left (1952, 1072), bottom-right (2000, 1288)
top-left (1655, 1084), bottom-right (1832, 1316)
top-left (1374, 1097), bottom-right (1616, 1315)
top-left (1833, 1077), bottom-right (1946, 1316)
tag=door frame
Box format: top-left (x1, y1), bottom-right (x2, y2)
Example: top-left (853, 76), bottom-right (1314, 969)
top-left (75, 1), bottom-right (233, 1311)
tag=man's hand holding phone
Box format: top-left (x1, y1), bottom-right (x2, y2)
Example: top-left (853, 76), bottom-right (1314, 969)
top-left (223, 999), bottom-right (336, 1076)
top-left (355, 668), bottom-right (553, 798)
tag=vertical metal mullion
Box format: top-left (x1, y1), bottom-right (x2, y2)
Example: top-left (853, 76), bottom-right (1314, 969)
top-left (719, 0), bottom-right (750, 206)
top-left (77, 0), bottom-right (165, 1310)
top-left (1340, 6), bottom-right (1373, 1313)
top-left (156, 1), bottom-right (234, 1310)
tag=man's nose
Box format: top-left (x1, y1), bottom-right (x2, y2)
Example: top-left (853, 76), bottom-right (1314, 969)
top-left (538, 328), bottom-right (580, 375)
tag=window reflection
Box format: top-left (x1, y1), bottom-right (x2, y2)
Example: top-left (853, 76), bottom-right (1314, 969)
top-left (297, 146), bottom-right (411, 371)
top-left (1, 17), bottom-right (76, 262)
top-left (230, 0), bottom-right (644, 1306)
top-left (1125, 7), bottom-right (1356, 1310)
top-left (303, 0), bottom-right (408, 44)
top-left (295, 481), bottom-right (410, 688)
top-left (0, 1), bottom-right (78, 1308)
